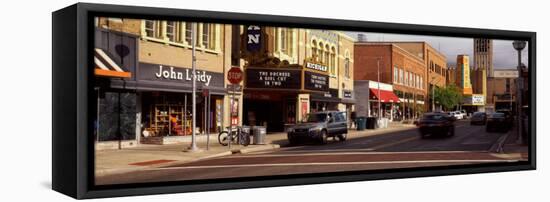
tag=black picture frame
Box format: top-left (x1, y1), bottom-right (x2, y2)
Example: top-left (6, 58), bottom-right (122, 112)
top-left (52, 3), bottom-right (536, 199)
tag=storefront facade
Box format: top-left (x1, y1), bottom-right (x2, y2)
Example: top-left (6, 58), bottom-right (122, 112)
top-left (93, 18), bottom-right (236, 148)
top-left (354, 80), bottom-right (400, 121)
top-left (241, 26), bottom-right (355, 132)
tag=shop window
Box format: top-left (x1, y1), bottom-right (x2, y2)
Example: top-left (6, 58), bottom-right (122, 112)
top-left (144, 20), bottom-right (157, 38)
top-left (345, 57), bottom-right (350, 78)
top-left (330, 48), bottom-right (336, 76)
top-left (318, 42), bottom-right (324, 63)
top-left (399, 69), bottom-right (403, 84)
top-left (325, 45), bottom-right (330, 68)
top-left (406, 72), bottom-right (409, 87)
top-left (409, 73), bottom-right (413, 87)
top-left (185, 23), bottom-right (193, 44)
top-left (288, 29), bottom-right (294, 55)
top-left (166, 21), bottom-right (176, 42)
top-left (393, 66), bottom-right (398, 83)
top-left (311, 40), bottom-right (317, 59)
top-left (202, 23), bottom-right (210, 48)
top-left (280, 28), bottom-right (288, 54)
top-left (97, 92), bottom-right (137, 141)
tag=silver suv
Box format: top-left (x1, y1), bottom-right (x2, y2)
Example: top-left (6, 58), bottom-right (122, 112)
top-left (287, 111), bottom-right (348, 145)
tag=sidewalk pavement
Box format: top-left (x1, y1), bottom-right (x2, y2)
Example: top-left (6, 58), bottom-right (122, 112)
top-left (95, 122), bottom-right (417, 177)
top-left (500, 127), bottom-right (529, 155)
top-left (488, 125), bottom-right (528, 160)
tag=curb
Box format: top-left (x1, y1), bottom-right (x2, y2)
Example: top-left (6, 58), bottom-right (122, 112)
top-left (489, 130), bottom-right (512, 153)
top-left (238, 144), bottom-right (280, 154)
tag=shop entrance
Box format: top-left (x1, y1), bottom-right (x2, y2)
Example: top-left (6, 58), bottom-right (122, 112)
top-left (243, 91), bottom-right (297, 132)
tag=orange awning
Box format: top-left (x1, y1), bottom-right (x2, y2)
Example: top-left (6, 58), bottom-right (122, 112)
top-left (94, 48), bottom-right (132, 78)
top-left (369, 89), bottom-right (400, 103)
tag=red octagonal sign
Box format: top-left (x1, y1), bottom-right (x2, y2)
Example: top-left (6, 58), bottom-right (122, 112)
top-left (227, 67), bottom-right (243, 84)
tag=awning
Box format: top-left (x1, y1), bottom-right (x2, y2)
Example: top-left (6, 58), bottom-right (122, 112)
top-left (369, 89), bottom-right (400, 103)
top-left (94, 48), bottom-right (132, 78)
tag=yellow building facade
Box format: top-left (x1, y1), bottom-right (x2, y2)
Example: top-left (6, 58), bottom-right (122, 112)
top-left (240, 26), bottom-right (355, 132)
top-left (94, 17), bottom-right (237, 147)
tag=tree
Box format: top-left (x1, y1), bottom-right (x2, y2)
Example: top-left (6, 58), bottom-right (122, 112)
top-left (432, 84), bottom-right (462, 111)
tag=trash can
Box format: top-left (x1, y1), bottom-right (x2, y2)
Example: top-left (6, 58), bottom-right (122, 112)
top-left (240, 126), bottom-right (251, 145)
top-left (253, 126), bottom-right (266, 145)
top-left (378, 118), bottom-right (389, 128)
top-left (366, 117), bottom-right (377, 129)
top-left (356, 117), bottom-right (366, 131)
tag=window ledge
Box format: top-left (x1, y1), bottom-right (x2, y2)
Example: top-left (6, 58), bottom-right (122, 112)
top-left (142, 36), bottom-right (221, 55)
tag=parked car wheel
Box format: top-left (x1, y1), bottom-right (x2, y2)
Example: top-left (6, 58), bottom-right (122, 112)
top-left (287, 135), bottom-right (298, 146)
top-left (319, 130), bottom-right (328, 144)
top-left (338, 133), bottom-right (347, 141)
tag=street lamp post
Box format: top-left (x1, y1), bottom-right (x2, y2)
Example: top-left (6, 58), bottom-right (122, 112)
top-left (187, 22), bottom-right (201, 152)
top-left (377, 58), bottom-right (381, 120)
top-left (512, 40), bottom-right (526, 145)
top-left (431, 76), bottom-right (436, 112)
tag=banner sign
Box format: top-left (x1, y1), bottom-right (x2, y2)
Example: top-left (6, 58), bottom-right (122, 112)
top-left (245, 68), bottom-right (301, 89)
top-left (304, 71), bottom-right (329, 91)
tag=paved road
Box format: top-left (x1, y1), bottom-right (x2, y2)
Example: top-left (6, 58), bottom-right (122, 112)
top-left (96, 120), bottom-right (526, 185)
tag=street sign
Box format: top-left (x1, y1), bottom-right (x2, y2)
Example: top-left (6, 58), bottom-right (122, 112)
top-left (228, 67), bottom-right (243, 84)
top-left (226, 84), bottom-right (242, 92)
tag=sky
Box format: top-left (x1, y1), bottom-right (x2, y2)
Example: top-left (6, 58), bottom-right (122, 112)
top-left (346, 32), bottom-right (529, 69)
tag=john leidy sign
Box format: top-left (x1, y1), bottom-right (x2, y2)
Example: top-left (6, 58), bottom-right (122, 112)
top-left (138, 62), bottom-right (223, 88)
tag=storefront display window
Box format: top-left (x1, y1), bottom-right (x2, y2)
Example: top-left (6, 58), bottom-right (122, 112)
top-left (97, 92), bottom-right (137, 141)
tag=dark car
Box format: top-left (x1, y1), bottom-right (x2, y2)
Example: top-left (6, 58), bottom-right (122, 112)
top-left (287, 111), bottom-right (348, 144)
top-left (470, 112), bottom-right (487, 125)
top-left (496, 109), bottom-right (514, 125)
top-left (416, 112), bottom-right (456, 138)
top-left (486, 112), bottom-right (510, 132)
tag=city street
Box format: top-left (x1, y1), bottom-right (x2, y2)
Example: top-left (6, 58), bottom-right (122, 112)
top-left (96, 120), bottom-right (527, 185)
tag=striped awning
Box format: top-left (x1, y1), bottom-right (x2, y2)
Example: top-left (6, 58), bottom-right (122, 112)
top-left (94, 48), bottom-right (132, 78)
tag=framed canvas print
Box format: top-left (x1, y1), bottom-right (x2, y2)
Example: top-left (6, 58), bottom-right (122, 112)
top-left (52, 3), bottom-right (536, 199)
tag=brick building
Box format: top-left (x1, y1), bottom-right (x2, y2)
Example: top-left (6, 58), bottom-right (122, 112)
top-left (389, 42), bottom-right (447, 111)
top-left (354, 42), bottom-right (427, 120)
top-left (486, 69), bottom-right (519, 113)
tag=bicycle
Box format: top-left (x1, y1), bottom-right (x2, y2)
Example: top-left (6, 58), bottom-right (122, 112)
top-left (218, 126), bottom-right (250, 146)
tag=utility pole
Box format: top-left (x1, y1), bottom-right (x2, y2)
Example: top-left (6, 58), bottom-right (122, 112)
top-left (377, 58), bottom-right (381, 120)
top-left (187, 22), bottom-right (200, 152)
top-left (431, 76), bottom-right (439, 112)
top-left (513, 40), bottom-right (526, 145)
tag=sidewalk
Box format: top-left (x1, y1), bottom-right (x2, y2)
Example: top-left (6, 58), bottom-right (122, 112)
top-left (488, 124), bottom-right (528, 160)
top-left (500, 127), bottom-right (529, 155)
top-left (95, 122), bottom-right (417, 177)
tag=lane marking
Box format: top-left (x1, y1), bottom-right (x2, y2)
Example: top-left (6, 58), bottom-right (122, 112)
top-left (156, 159), bottom-right (518, 170)
top-left (253, 148), bottom-right (375, 154)
top-left (369, 136), bottom-right (419, 150)
top-left (229, 150), bottom-right (489, 158)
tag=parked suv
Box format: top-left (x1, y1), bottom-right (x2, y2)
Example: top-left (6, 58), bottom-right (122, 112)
top-left (287, 111), bottom-right (348, 144)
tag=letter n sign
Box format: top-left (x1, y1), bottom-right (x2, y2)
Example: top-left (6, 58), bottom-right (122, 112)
top-left (246, 25), bottom-right (261, 52)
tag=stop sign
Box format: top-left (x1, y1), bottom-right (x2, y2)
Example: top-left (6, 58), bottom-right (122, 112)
top-left (227, 67), bottom-right (243, 84)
